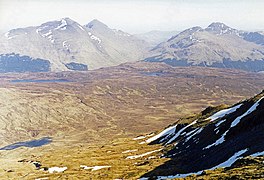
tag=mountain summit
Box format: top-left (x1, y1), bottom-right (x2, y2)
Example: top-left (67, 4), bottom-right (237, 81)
top-left (205, 22), bottom-right (238, 35)
top-left (145, 23), bottom-right (264, 72)
top-left (85, 19), bottom-right (109, 29)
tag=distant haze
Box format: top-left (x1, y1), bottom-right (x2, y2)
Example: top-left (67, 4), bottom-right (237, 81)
top-left (0, 0), bottom-right (264, 33)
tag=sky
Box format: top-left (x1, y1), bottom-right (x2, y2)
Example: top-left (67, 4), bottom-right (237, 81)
top-left (0, 0), bottom-right (264, 34)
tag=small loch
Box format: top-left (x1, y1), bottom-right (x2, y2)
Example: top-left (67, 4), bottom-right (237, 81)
top-left (11, 79), bottom-right (71, 83)
top-left (0, 137), bottom-right (52, 150)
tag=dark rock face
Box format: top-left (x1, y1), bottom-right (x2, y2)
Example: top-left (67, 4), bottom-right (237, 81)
top-left (143, 93), bottom-right (264, 177)
top-left (65, 62), bottom-right (88, 71)
top-left (242, 32), bottom-right (264, 45)
top-left (0, 53), bottom-right (50, 72)
top-left (145, 57), bottom-right (264, 72)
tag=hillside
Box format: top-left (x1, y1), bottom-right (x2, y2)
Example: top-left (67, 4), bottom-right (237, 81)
top-left (141, 90), bottom-right (264, 179)
top-left (145, 22), bottom-right (264, 72)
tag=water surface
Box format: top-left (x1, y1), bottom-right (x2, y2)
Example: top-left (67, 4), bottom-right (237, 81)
top-left (0, 137), bottom-right (52, 150)
top-left (11, 79), bottom-right (71, 83)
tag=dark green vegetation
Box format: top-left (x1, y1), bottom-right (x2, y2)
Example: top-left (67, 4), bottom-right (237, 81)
top-left (0, 53), bottom-right (50, 72)
top-left (65, 62), bottom-right (88, 71)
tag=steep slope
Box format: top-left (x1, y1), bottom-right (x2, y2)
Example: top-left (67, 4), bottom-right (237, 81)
top-left (142, 91), bottom-right (264, 178)
top-left (0, 18), bottom-right (148, 72)
top-left (145, 22), bottom-right (264, 72)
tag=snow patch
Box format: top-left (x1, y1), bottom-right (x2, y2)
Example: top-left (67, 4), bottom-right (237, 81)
top-left (155, 171), bottom-right (203, 179)
top-left (206, 104), bottom-right (242, 122)
top-left (122, 149), bottom-right (138, 154)
top-left (36, 26), bottom-right (48, 33)
top-left (55, 19), bottom-right (67, 30)
top-left (62, 41), bottom-right (70, 50)
top-left (210, 149), bottom-right (248, 169)
top-left (35, 178), bottom-right (49, 180)
top-left (41, 31), bottom-right (52, 37)
top-left (4, 32), bottom-right (10, 37)
top-left (231, 97), bottom-right (263, 128)
top-left (139, 141), bottom-right (146, 144)
top-left (146, 125), bottom-right (177, 143)
top-left (215, 119), bottom-right (226, 127)
top-left (148, 149), bottom-right (247, 179)
top-left (78, 25), bottom-right (85, 31)
top-left (48, 167), bottom-right (67, 173)
top-left (4, 31), bottom-right (18, 40)
top-left (165, 120), bottom-right (197, 145)
top-left (80, 165), bottom-right (111, 171)
top-left (204, 130), bottom-right (228, 149)
top-left (126, 149), bottom-right (162, 159)
top-left (250, 151), bottom-right (264, 157)
top-left (185, 127), bottom-right (203, 143)
top-left (90, 35), bottom-right (101, 44)
top-left (133, 136), bottom-right (146, 140)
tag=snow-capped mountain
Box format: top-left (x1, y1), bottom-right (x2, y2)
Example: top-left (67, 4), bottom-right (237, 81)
top-left (145, 22), bottom-right (264, 72)
top-left (0, 18), bottom-right (149, 72)
top-left (142, 91), bottom-right (264, 178)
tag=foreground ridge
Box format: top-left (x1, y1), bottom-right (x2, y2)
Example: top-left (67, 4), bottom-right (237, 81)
top-left (142, 91), bottom-right (264, 178)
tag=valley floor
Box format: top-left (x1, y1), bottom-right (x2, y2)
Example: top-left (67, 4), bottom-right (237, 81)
top-left (0, 62), bottom-right (264, 179)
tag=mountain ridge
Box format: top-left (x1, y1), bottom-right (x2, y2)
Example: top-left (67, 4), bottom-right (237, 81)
top-left (141, 90), bottom-right (264, 178)
top-left (0, 17), bottom-right (149, 72)
top-left (145, 22), bottom-right (264, 72)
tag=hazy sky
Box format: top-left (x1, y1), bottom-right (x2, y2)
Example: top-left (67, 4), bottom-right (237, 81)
top-left (0, 0), bottom-right (264, 34)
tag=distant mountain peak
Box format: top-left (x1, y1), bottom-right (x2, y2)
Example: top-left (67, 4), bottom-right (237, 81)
top-left (86, 19), bottom-right (108, 29)
top-left (207, 22), bottom-right (230, 30)
top-left (59, 17), bottom-right (76, 25)
top-left (205, 22), bottom-right (238, 35)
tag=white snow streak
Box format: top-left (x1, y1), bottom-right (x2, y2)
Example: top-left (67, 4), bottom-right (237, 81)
top-left (78, 25), bottom-right (85, 31)
top-left (206, 104), bottom-right (242, 122)
top-left (155, 171), bottom-right (203, 179)
top-left (90, 35), bottom-right (101, 44)
top-left (206, 97), bottom-right (263, 150)
top-left (122, 149), bottom-right (138, 154)
top-left (126, 149), bottom-right (162, 159)
top-left (148, 149), bottom-right (247, 179)
top-left (210, 149), bottom-right (248, 169)
top-left (204, 130), bottom-right (228, 149)
top-left (185, 127), bottom-right (203, 142)
top-left (48, 167), bottom-right (67, 173)
top-left (55, 19), bottom-right (67, 30)
top-left (250, 151), bottom-right (264, 157)
top-left (146, 125), bottom-right (177, 143)
top-left (4, 32), bottom-right (10, 37)
top-left (80, 165), bottom-right (111, 171)
top-left (133, 136), bottom-right (146, 140)
top-left (231, 97), bottom-right (263, 128)
top-left (215, 119), bottom-right (226, 127)
top-left (166, 120), bottom-right (197, 145)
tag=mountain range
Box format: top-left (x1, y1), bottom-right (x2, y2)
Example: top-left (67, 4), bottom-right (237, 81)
top-left (141, 90), bottom-right (264, 178)
top-left (0, 18), bottom-right (149, 72)
top-left (1, 20), bottom-right (264, 72)
top-left (145, 22), bottom-right (264, 72)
